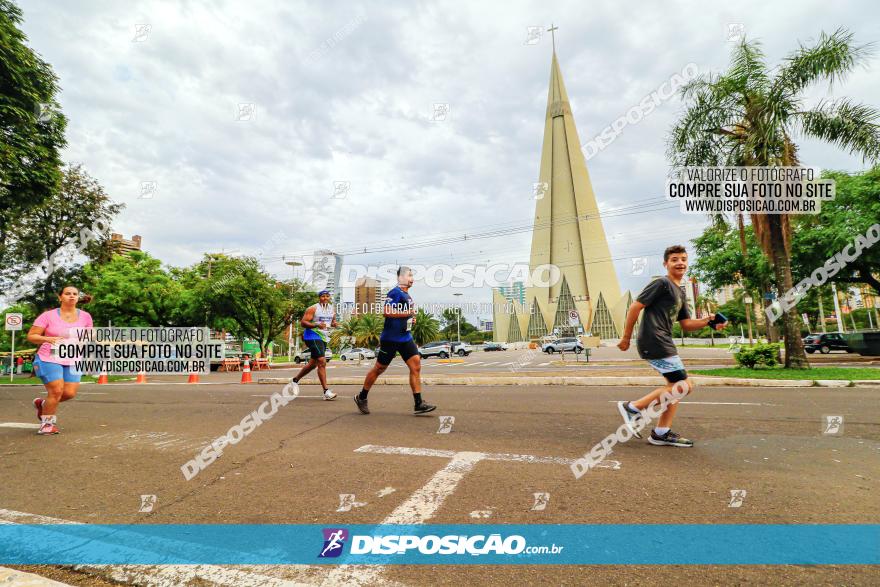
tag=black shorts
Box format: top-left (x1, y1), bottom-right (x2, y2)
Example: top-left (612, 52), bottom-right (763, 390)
top-left (376, 339), bottom-right (419, 365)
top-left (304, 338), bottom-right (327, 360)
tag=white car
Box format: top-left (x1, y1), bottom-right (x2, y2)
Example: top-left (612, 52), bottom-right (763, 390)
top-left (340, 347), bottom-right (376, 361)
top-left (293, 347), bottom-right (332, 363)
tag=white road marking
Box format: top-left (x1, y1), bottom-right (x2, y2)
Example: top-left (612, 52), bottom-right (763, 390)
top-left (0, 422), bottom-right (40, 429)
top-left (468, 361), bottom-right (484, 366)
top-left (483, 362), bottom-right (499, 366)
top-left (326, 444), bottom-right (620, 585)
top-left (539, 362), bottom-right (550, 366)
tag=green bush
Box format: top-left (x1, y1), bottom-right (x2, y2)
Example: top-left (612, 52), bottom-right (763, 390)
top-left (734, 342), bottom-right (781, 368)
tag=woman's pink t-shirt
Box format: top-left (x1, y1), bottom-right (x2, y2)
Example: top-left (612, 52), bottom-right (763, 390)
top-left (33, 309), bottom-right (93, 365)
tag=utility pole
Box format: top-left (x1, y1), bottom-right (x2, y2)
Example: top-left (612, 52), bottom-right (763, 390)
top-left (831, 282), bottom-right (845, 333)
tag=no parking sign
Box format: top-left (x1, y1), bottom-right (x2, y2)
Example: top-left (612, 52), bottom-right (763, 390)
top-left (5, 313), bottom-right (23, 382)
top-left (5, 313), bottom-right (23, 331)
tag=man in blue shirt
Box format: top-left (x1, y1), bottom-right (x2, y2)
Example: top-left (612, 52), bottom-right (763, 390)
top-left (354, 266), bottom-right (437, 415)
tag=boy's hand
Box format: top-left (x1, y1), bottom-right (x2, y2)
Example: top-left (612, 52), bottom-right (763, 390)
top-left (617, 338), bottom-right (630, 351)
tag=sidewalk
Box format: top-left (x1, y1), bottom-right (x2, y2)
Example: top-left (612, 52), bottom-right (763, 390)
top-left (256, 374), bottom-right (879, 388)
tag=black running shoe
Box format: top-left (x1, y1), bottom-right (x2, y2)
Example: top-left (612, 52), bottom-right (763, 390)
top-left (648, 430), bottom-right (694, 447)
top-left (354, 395), bottom-right (370, 414)
top-left (413, 402), bottom-right (436, 415)
top-left (616, 401), bottom-right (643, 439)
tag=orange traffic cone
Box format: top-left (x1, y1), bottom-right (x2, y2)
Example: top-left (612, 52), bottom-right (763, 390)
top-left (97, 370), bottom-right (109, 385)
top-left (187, 372), bottom-right (200, 384)
top-left (240, 359), bottom-right (252, 384)
top-left (136, 371), bottom-right (147, 384)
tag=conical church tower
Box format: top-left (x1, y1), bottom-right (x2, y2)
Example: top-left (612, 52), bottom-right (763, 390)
top-left (494, 46), bottom-right (628, 342)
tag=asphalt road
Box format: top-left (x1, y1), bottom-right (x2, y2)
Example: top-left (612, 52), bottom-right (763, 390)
top-left (1, 381), bottom-right (878, 586)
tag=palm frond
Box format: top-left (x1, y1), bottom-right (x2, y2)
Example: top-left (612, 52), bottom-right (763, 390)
top-left (772, 27), bottom-right (874, 100)
top-left (794, 99), bottom-right (880, 162)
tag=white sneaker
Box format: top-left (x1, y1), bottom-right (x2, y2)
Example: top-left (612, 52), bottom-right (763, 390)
top-left (323, 389), bottom-right (337, 401)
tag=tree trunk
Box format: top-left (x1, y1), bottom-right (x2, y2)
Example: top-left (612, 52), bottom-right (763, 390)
top-left (767, 216), bottom-right (808, 368)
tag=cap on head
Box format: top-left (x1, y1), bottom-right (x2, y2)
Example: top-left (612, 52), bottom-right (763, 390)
top-left (318, 290), bottom-right (331, 297)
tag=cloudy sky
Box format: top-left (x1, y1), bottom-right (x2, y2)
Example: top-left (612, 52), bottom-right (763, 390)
top-left (18, 0), bottom-right (880, 320)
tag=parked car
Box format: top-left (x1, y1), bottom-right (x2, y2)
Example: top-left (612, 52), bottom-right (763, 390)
top-left (449, 341), bottom-right (473, 356)
top-left (803, 333), bottom-right (850, 354)
top-left (483, 342), bottom-right (508, 351)
top-left (293, 347), bottom-right (332, 363)
top-left (542, 337), bottom-right (584, 354)
top-left (340, 347), bottom-right (376, 361)
top-left (419, 341), bottom-right (452, 358)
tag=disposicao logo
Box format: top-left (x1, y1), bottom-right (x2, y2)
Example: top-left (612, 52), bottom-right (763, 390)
top-left (319, 528), bottom-right (349, 558)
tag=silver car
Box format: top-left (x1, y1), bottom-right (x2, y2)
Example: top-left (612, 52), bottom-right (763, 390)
top-left (340, 347), bottom-right (376, 361)
top-left (541, 337), bottom-right (584, 354)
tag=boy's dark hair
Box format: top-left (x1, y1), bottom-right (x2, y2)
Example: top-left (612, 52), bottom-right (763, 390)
top-left (663, 245), bottom-right (687, 262)
top-left (397, 266), bottom-right (411, 276)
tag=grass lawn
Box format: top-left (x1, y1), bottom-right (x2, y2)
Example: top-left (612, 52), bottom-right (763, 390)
top-left (691, 366), bottom-right (880, 380)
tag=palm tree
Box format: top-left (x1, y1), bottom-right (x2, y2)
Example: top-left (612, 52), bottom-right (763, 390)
top-left (669, 29), bottom-right (880, 368)
top-left (330, 316), bottom-right (360, 352)
top-left (411, 308), bottom-right (440, 345)
top-left (355, 313), bottom-right (383, 348)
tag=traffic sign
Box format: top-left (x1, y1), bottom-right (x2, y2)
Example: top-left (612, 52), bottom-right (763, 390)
top-left (567, 310), bottom-right (579, 327)
top-left (5, 313), bottom-right (23, 331)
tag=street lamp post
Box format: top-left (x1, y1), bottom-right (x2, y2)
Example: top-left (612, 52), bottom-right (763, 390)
top-left (453, 293), bottom-right (463, 343)
top-left (286, 259), bottom-right (303, 361)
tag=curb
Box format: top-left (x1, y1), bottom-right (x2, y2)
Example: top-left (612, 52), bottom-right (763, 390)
top-left (256, 376), bottom-right (878, 388)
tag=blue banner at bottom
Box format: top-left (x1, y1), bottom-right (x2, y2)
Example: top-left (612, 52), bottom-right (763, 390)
top-left (0, 524), bottom-right (876, 565)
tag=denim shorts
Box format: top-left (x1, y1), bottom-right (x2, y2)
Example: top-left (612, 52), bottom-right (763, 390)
top-left (33, 356), bottom-right (82, 384)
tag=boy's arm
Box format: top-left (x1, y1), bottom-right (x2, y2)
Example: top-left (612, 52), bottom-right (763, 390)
top-left (681, 315), bottom-right (726, 332)
top-left (617, 302), bottom-right (645, 351)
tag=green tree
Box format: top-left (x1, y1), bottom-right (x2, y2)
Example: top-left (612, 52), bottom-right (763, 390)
top-left (410, 308), bottom-right (439, 345)
top-left (355, 313), bottom-right (383, 348)
top-left (791, 167), bottom-right (880, 293)
top-left (670, 29), bottom-right (880, 367)
top-left (0, 0), bottom-right (67, 275)
top-left (11, 164), bottom-right (123, 308)
top-left (331, 316), bottom-right (360, 351)
top-left (82, 251), bottom-right (187, 326)
top-left (197, 255), bottom-right (313, 355)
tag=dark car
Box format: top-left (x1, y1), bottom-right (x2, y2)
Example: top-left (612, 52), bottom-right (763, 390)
top-left (802, 332), bottom-right (850, 354)
top-left (483, 342), bottom-right (508, 351)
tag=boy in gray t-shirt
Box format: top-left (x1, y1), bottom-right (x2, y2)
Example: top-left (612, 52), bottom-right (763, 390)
top-left (615, 245), bottom-right (727, 447)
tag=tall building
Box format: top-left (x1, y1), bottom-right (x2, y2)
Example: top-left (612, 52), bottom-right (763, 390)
top-left (110, 233), bottom-right (142, 255)
top-left (497, 281), bottom-right (526, 306)
top-left (713, 283), bottom-right (739, 306)
top-left (354, 276), bottom-right (384, 316)
top-left (310, 250), bottom-right (343, 303)
top-left (493, 47), bottom-right (627, 341)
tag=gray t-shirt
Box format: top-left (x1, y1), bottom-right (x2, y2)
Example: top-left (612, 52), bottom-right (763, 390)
top-left (635, 276), bottom-right (690, 360)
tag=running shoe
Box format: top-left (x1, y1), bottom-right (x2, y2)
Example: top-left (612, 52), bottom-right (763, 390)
top-left (33, 397), bottom-right (44, 422)
top-left (616, 401), bottom-right (643, 439)
top-left (323, 389), bottom-right (337, 401)
top-left (354, 395), bottom-right (370, 414)
top-left (648, 430), bottom-right (693, 447)
top-left (37, 422), bottom-right (59, 435)
top-left (413, 402), bottom-right (437, 415)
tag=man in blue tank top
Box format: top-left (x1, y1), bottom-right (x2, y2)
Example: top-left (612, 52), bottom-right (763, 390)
top-left (354, 266), bottom-right (436, 415)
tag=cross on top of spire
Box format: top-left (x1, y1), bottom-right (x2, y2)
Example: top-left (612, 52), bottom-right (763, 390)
top-left (548, 23), bottom-right (558, 52)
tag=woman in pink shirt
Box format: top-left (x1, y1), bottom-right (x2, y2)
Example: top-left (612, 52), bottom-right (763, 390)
top-left (26, 286), bottom-right (93, 435)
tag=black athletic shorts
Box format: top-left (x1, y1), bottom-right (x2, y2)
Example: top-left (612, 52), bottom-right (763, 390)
top-left (304, 338), bottom-right (327, 360)
top-left (376, 339), bottom-right (419, 365)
